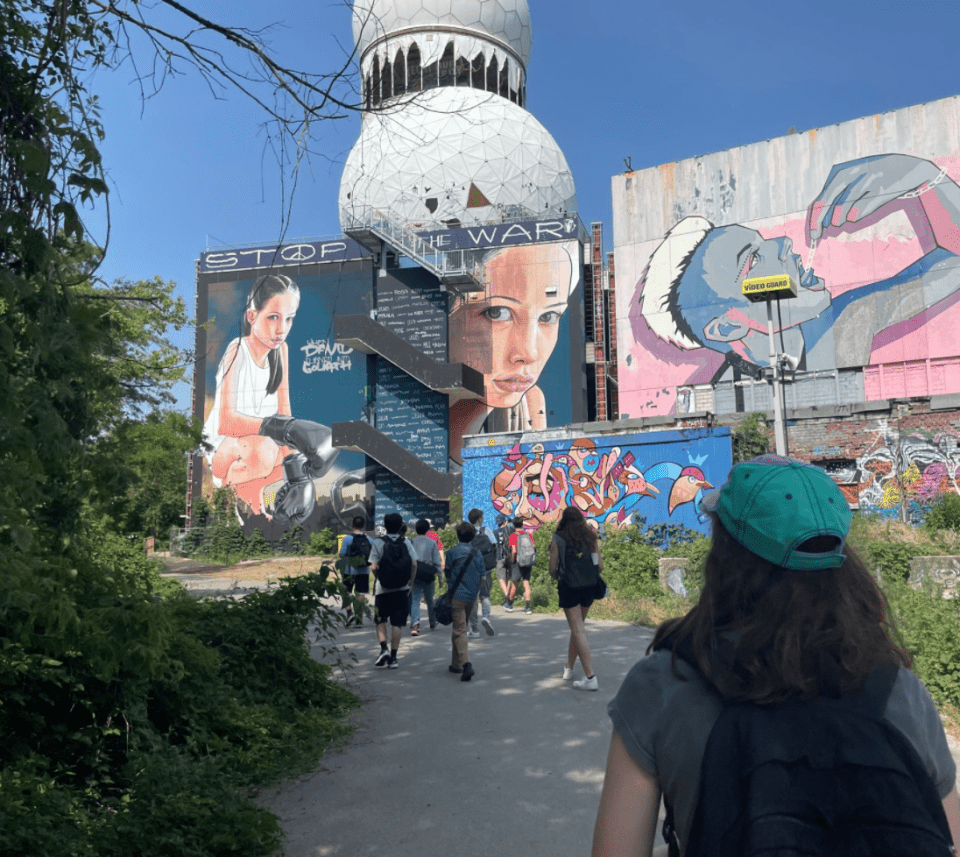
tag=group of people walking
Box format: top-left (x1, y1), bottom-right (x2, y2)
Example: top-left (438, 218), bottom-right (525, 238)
top-left (337, 505), bottom-right (604, 689)
top-left (337, 455), bottom-right (960, 856)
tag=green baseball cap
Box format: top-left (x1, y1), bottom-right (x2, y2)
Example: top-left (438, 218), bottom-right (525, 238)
top-left (699, 454), bottom-right (852, 571)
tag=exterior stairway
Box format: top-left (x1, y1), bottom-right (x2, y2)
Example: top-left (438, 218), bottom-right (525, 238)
top-left (343, 209), bottom-right (482, 292)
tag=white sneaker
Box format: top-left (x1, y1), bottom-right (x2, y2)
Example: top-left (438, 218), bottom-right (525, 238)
top-left (481, 617), bottom-right (496, 637)
top-left (467, 630), bottom-right (481, 639)
top-left (573, 675), bottom-right (598, 691)
top-left (562, 667), bottom-right (575, 681)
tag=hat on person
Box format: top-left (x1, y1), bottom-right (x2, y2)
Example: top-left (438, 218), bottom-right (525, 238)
top-left (699, 454), bottom-right (852, 571)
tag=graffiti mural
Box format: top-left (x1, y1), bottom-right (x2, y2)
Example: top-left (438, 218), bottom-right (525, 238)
top-left (462, 427), bottom-right (731, 536)
top-left (197, 264), bottom-right (372, 535)
top-left (448, 239), bottom-right (581, 464)
top-left (615, 104), bottom-right (960, 418)
top-left (851, 425), bottom-right (960, 522)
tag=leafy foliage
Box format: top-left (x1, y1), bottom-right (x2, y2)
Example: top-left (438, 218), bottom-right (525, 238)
top-left (923, 492), bottom-right (960, 534)
top-left (732, 412), bottom-right (771, 462)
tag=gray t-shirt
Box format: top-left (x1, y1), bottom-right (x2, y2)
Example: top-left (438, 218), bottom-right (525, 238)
top-left (368, 534), bottom-right (418, 595)
top-left (608, 650), bottom-right (956, 852)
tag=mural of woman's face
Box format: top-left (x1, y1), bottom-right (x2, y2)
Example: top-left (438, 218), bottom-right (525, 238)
top-left (690, 225), bottom-right (832, 339)
top-left (450, 243), bottom-right (573, 410)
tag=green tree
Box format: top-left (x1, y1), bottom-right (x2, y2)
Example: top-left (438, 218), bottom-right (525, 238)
top-left (732, 412), bottom-right (771, 462)
top-left (90, 409), bottom-right (204, 539)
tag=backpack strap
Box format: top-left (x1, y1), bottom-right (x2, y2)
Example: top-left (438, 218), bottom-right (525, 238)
top-left (447, 548), bottom-right (479, 596)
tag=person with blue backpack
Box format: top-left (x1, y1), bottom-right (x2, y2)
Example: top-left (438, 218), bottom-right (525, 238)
top-left (593, 455), bottom-right (960, 857)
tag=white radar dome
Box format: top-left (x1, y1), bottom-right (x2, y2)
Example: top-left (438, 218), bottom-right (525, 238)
top-left (352, 0), bottom-right (532, 68)
top-left (339, 87), bottom-right (576, 231)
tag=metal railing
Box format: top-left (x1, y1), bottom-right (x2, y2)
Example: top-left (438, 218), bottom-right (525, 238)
top-left (349, 207), bottom-right (479, 286)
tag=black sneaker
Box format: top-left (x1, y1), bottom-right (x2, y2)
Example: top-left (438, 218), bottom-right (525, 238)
top-left (387, 656), bottom-right (399, 669)
top-left (375, 650), bottom-right (390, 667)
top-left (503, 601), bottom-right (514, 612)
top-left (523, 606), bottom-right (533, 614)
top-left (461, 662), bottom-right (475, 682)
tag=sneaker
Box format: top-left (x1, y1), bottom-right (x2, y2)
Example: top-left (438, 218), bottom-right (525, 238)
top-left (461, 662), bottom-right (475, 682)
top-left (562, 667), bottom-right (575, 681)
top-left (375, 650), bottom-right (390, 668)
top-left (481, 616), bottom-right (496, 637)
top-left (387, 656), bottom-right (399, 669)
top-left (467, 630), bottom-right (481, 639)
top-left (429, 623), bottom-right (438, 630)
top-left (503, 601), bottom-right (514, 612)
top-left (523, 606), bottom-right (533, 615)
top-left (410, 624), bottom-right (420, 636)
top-left (573, 675), bottom-right (599, 691)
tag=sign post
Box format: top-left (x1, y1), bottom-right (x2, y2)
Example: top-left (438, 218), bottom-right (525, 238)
top-left (743, 275), bottom-right (797, 457)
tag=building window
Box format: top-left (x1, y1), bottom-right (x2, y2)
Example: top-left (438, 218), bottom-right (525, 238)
top-left (371, 56), bottom-right (381, 106)
top-left (471, 53), bottom-right (485, 89)
top-left (498, 61), bottom-right (509, 98)
top-left (486, 55), bottom-right (498, 94)
top-left (392, 49), bottom-right (405, 96)
top-left (438, 42), bottom-right (454, 87)
top-left (381, 55), bottom-right (392, 101)
top-left (407, 44), bottom-right (421, 92)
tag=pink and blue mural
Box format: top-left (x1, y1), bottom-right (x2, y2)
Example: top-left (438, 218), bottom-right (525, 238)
top-left (462, 427), bottom-right (731, 536)
top-left (614, 97), bottom-right (960, 418)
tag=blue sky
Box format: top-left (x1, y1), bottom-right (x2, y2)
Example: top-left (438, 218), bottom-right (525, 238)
top-left (88, 0), bottom-right (960, 411)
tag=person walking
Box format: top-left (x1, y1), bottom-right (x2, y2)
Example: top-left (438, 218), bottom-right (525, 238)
top-left (467, 508), bottom-right (497, 639)
top-left (368, 512), bottom-right (418, 670)
top-left (549, 507), bottom-right (602, 691)
top-left (508, 516), bottom-right (535, 613)
top-left (444, 522), bottom-right (484, 682)
top-left (337, 515), bottom-right (371, 625)
top-left (409, 518), bottom-right (442, 635)
top-left (592, 455), bottom-right (960, 857)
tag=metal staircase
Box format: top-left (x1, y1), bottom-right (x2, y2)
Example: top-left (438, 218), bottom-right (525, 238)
top-left (343, 208), bottom-right (482, 291)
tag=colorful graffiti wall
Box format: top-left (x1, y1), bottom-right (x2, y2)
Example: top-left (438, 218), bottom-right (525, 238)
top-left (840, 423), bottom-right (960, 522)
top-left (462, 427), bottom-right (732, 536)
top-left (612, 96), bottom-right (960, 418)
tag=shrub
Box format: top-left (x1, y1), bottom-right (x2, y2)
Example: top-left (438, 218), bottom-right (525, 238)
top-left (600, 525), bottom-right (662, 599)
top-left (307, 527), bottom-right (338, 555)
top-left (923, 492), bottom-right (960, 535)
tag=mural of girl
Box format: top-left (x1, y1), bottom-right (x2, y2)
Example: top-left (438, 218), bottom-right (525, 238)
top-left (448, 241), bottom-right (578, 464)
top-left (203, 274), bottom-right (338, 519)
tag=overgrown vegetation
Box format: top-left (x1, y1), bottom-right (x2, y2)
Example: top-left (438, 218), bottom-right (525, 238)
top-left (1, 5), bottom-right (365, 853)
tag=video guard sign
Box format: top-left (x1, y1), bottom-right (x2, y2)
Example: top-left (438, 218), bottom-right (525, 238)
top-left (742, 274), bottom-right (797, 303)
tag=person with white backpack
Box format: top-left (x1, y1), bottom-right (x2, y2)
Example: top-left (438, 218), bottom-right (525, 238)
top-left (508, 517), bottom-right (537, 614)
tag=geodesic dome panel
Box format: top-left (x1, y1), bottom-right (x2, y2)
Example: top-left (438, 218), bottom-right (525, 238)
top-left (352, 0), bottom-right (532, 67)
top-left (339, 87), bottom-right (576, 230)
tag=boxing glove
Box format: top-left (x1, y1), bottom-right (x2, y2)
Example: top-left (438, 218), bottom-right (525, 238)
top-left (259, 415), bottom-right (339, 477)
top-left (271, 452), bottom-right (316, 525)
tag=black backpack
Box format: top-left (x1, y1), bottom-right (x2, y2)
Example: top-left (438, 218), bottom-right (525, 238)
top-left (557, 535), bottom-right (599, 588)
top-left (494, 525), bottom-right (511, 562)
top-left (377, 536), bottom-right (412, 589)
top-left (346, 533), bottom-right (371, 568)
top-left (664, 651), bottom-right (953, 857)
top-left (472, 531), bottom-right (497, 571)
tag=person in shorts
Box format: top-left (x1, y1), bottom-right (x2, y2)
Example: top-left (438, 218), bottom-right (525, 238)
top-left (369, 512), bottom-right (418, 669)
top-left (507, 516), bottom-right (534, 613)
top-left (549, 507), bottom-right (601, 691)
top-left (338, 515), bottom-right (370, 625)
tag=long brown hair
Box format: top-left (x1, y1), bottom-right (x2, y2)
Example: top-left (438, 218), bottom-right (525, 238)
top-left (650, 513), bottom-right (911, 704)
top-left (555, 506), bottom-right (597, 554)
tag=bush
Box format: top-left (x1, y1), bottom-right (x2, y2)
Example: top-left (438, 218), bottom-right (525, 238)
top-left (308, 527), bottom-right (338, 555)
top-left (0, 559), bottom-right (359, 857)
top-left (885, 578), bottom-right (960, 707)
top-left (600, 526), bottom-right (662, 599)
top-left (923, 492), bottom-right (960, 535)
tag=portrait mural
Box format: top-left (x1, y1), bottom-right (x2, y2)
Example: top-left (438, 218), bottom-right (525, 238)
top-left (462, 427), bottom-right (731, 537)
top-left (615, 98), bottom-right (960, 418)
top-left (198, 263), bottom-right (372, 534)
top-left (448, 238), bottom-right (581, 465)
